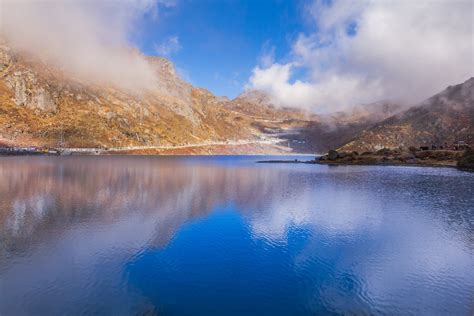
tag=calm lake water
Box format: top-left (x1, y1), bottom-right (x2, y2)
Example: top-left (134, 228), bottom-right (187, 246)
top-left (0, 156), bottom-right (473, 315)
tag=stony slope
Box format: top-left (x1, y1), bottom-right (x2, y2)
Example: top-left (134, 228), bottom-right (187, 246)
top-left (340, 78), bottom-right (474, 152)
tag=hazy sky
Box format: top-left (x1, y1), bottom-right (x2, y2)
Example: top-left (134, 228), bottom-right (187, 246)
top-left (1, 0), bottom-right (473, 113)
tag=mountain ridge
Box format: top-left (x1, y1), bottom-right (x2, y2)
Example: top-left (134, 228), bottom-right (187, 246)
top-left (1, 38), bottom-right (472, 155)
top-left (340, 77), bottom-right (474, 152)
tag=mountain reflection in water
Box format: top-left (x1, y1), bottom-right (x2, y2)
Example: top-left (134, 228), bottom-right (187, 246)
top-left (0, 156), bottom-right (473, 315)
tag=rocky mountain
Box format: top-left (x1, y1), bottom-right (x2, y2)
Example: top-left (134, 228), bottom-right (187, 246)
top-left (3, 36), bottom-right (467, 155)
top-left (0, 36), bottom-right (395, 154)
top-left (340, 78), bottom-right (474, 152)
top-left (0, 40), bottom-right (236, 149)
top-left (0, 38), bottom-right (322, 154)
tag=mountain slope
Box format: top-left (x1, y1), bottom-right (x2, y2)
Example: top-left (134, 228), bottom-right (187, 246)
top-left (2, 37), bottom-right (449, 155)
top-left (340, 78), bottom-right (474, 152)
top-left (1, 38), bottom-right (297, 150)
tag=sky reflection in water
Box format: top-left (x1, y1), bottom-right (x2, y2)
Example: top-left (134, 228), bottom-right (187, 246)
top-left (0, 156), bottom-right (473, 315)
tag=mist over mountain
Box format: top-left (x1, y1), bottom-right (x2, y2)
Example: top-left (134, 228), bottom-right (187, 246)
top-left (0, 0), bottom-right (164, 93)
top-left (340, 78), bottom-right (474, 152)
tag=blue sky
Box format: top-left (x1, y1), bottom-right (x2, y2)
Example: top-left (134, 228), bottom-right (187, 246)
top-left (132, 0), bottom-right (311, 98)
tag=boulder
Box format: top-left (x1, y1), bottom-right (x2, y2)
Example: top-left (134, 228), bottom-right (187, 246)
top-left (338, 152), bottom-right (348, 158)
top-left (327, 150), bottom-right (339, 161)
top-left (414, 151), bottom-right (431, 159)
top-left (376, 148), bottom-right (393, 156)
top-left (457, 149), bottom-right (474, 171)
top-left (408, 146), bottom-right (418, 154)
top-left (398, 153), bottom-right (415, 162)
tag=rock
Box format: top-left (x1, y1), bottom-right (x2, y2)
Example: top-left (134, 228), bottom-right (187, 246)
top-left (328, 150), bottom-right (339, 160)
top-left (11, 76), bottom-right (28, 106)
top-left (414, 150), bottom-right (460, 161)
top-left (414, 151), bottom-right (431, 159)
top-left (398, 153), bottom-right (415, 162)
top-left (457, 149), bottom-right (474, 171)
top-left (376, 148), bottom-right (393, 156)
top-left (5, 71), bottom-right (57, 112)
top-left (32, 88), bottom-right (57, 112)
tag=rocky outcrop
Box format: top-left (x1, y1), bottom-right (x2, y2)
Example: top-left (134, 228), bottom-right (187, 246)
top-left (147, 56), bottom-right (198, 125)
top-left (5, 72), bottom-right (57, 112)
top-left (1, 41), bottom-right (58, 113)
top-left (327, 149), bottom-right (339, 160)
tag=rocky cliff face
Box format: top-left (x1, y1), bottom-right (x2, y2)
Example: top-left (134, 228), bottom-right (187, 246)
top-left (340, 78), bottom-right (474, 152)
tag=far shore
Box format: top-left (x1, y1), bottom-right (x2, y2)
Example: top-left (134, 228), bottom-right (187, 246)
top-left (258, 158), bottom-right (458, 168)
top-left (258, 147), bottom-right (474, 172)
top-left (2, 145), bottom-right (473, 172)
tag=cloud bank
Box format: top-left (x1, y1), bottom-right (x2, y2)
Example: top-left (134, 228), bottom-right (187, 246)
top-left (248, 0), bottom-right (474, 113)
top-left (0, 0), bottom-right (174, 93)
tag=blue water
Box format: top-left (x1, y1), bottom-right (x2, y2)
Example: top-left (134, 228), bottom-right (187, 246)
top-left (0, 156), bottom-right (473, 315)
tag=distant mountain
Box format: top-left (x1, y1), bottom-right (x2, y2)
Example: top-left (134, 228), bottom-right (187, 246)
top-left (228, 90), bottom-right (403, 153)
top-left (227, 90), bottom-right (312, 121)
top-left (340, 78), bottom-right (474, 152)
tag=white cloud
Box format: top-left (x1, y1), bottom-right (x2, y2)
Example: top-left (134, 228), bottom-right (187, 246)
top-left (0, 0), bottom-right (174, 93)
top-left (248, 0), bottom-right (474, 113)
top-left (154, 36), bottom-right (182, 56)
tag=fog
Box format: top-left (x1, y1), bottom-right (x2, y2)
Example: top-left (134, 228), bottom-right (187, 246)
top-left (0, 0), bottom-right (167, 93)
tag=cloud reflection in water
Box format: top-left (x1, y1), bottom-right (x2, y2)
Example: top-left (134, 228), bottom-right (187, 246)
top-left (0, 156), bottom-right (472, 315)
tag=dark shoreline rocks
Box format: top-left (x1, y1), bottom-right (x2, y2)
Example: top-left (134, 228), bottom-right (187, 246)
top-left (256, 147), bottom-right (472, 171)
top-left (457, 149), bottom-right (474, 172)
top-left (317, 148), bottom-right (469, 170)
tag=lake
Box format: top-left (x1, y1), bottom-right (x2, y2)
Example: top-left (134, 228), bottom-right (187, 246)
top-left (0, 156), bottom-right (473, 315)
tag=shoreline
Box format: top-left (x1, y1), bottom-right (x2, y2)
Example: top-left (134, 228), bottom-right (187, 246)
top-left (2, 153), bottom-right (472, 172)
top-left (257, 159), bottom-right (458, 169)
top-left (314, 160), bottom-right (458, 169)
top-left (258, 147), bottom-right (474, 172)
